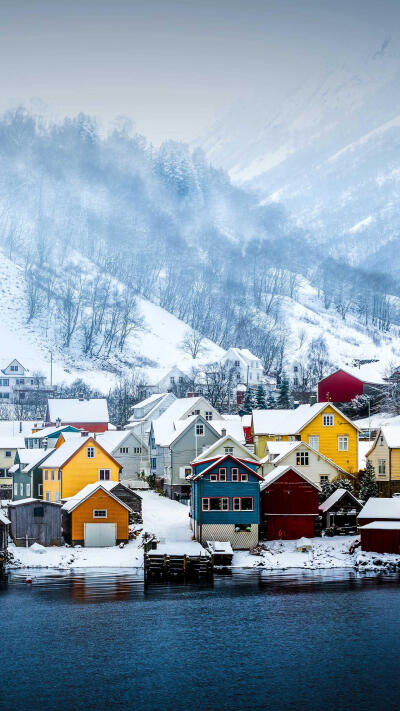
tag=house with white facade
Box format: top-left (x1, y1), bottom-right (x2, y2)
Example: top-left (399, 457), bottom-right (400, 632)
top-left (0, 359), bottom-right (55, 403)
top-left (221, 348), bottom-right (264, 386)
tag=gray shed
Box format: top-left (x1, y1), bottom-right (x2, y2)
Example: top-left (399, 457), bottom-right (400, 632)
top-left (8, 498), bottom-right (62, 546)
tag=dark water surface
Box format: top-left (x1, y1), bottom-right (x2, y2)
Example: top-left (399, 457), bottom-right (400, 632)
top-left (1, 567), bottom-right (400, 711)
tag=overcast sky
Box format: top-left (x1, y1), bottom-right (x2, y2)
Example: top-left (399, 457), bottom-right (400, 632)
top-left (0, 0), bottom-right (399, 144)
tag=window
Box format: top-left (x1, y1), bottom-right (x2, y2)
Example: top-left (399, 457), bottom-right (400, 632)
top-left (224, 447), bottom-right (234, 454)
top-left (34, 506), bottom-right (44, 517)
top-left (205, 411), bottom-right (213, 421)
top-left (219, 468), bottom-right (227, 481)
top-left (120, 447), bottom-right (129, 454)
top-left (235, 523), bottom-right (252, 532)
top-left (54, 492), bottom-right (60, 502)
top-left (202, 497), bottom-right (229, 511)
top-left (293, 366), bottom-right (298, 373)
top-left (308, 436), bottom-right (319, 451)
top-left (233, 497), bottom-right (253, 511)
top-left (288, 435), bottom-right (296, 442)
top-left (10, 365), bottom-right (18, 371)
top-left (178, 376), bottom-right (184, 383)
top-left (195, 424), bottom-right (204, 436)
top-left (231, 468), bottom-right (239, 481)
top-left (192, 409), bottom-right (200, 416)
top-left (19, 483), bottom-right (23, 496)
top-left (323, 414), bottom-right (334, 427)
top-left (320, 475), bottom-right (329, 485)
top-left (44, 470), bottom-right (48, 481)
top-left (296, 451), bottom-right (309, 466)
top-left (338, 436), bottom-right (348, 451)
top-left (378, 459), bottom-right (386, 475)
top-left (0, 378), bottom-right (9, 386)
top-left (170, 376), bottom-right (175, 384)
top-left (93, 509), bottom-right (107, 518)
top-left (5, 450), bottom-right (11, 458)
top-left (13, 482), bottom-right (17, 496)
top-left (133, 447), bottom-right (141, 454)
top-left (99, 469), bottom-right (111, 481)
top-left (46, 492), bottom-right (51, 501)
top-left (151, 458), bottom-right (157, 469)
top-left (235, 360), bottom-right (240, 367)
top-left (276, 435), bottom-right (283, 441)
top-left (379, 436), bottom-right (384, 446)
top-left (26, 483), bottom-right (31, 497)
top-left (38, 484), bottom-right (43, 496)
top-left (57, 470), bottom-right (61, 481)
top-left (240, 473), bottom-right (249, 482)
top-left (86, 447), bottom-right (95, 458)
top-left (210, 473), bottom-right (218, 482)
top-left (51, 470), bottom-right (55, 481)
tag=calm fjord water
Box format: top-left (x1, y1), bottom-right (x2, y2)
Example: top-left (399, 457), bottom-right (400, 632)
top-left (1, 568), bottom-right (400, 711)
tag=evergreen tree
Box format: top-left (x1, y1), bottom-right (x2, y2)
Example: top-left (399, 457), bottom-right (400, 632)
top-left (255, 383), bottom-right (267, 409)
top-left (266, 391), bottom-right (276, 409)
top-left (320, 477), bottom-right (354, 503)
top-left (277, 373), bottom-right (291, 409)
top-left (359, 461), bottom-right (378, 501)
top-left (242, 387), bottom-right (256, 415)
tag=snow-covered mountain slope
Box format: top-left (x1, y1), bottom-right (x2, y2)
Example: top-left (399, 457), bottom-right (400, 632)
top-left (200, 44), bottom-right (400, 271)
top-left (0, 251), bottom-right (224, 392)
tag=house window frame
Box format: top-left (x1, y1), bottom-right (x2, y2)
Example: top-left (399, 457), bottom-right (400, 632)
top-left (240, 472), bottom-right (249, 482)
top-left (231, 467), bottom-right (239, 482)
top-left (224, 447), bottom-right (234, 455)
top-left (5, 450), bottom-right (11, 458)
top-left (338, 436), bottom-right (349, 452)
top-left (99, 469), bottom-right (111, 481)
top-left (378, 459), bottom-right (386, 475)
top-left (320, 475), bottom-right (329, 485)
top-left (195, 423), bottom-right (205, 436)
top-left (205, 411), bottom-right (213, 421)
top-left (202, 497), bottom-right (229, 511)
top-left (86, 446), bottom-right (95, 459)
top-left (296, 451), bottom-right (309, 466)
top-left (232, 496), bottom-right (254, 512)
top-left (308, 436), bottom-right (319, 451)
top-left (218, 468), bottom-right (227, 482)
top-left (93, 509), bottom-right (108, 518)
top-left (209, 473), bottom-right (218, 482)
top-left (120, 447), bottom-right (129, 454)
top-left (323, 414), bottom-right (334, 427)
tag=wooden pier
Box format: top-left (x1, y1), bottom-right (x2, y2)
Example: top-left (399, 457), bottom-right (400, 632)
top-left (144, 542), bottom-right (213, 581)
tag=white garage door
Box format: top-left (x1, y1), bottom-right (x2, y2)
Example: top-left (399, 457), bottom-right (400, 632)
top-left (84, 523), bottom-right (117, 547)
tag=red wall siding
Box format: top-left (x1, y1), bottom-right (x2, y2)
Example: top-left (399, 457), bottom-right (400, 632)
top-left (318, 370), bottom-right (364, 403)
top-left (261, 470), bottom-right (320, 516)
top-left (361, 529), bottom-right (400, 554)
top-left (62, 422), bottom-right (108, 433)
top-left (267, 516), bottom-right (315, 540)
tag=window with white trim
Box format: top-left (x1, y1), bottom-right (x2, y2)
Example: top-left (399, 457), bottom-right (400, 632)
top-left (296, 451), bottom-right (309, 466)
top-left (120, 447), bottom-right (129, 454)
top-left (205, 411), bottom-right (213, 421)
top-left (86, 446), bottom-right (95, 458)
top-left (57, 470), bottom-right (61, 481)
top-left (379, 436), bottom-right (384, 446)
top-left (308, 436), bottom-right (319, 451)
top-left (240, 473), bottom-right (249, 482)
top-left (224, 447), bottom-right (234, 454)
top-left (46, 492), bottom-right (51, 502)
top-left (219, 468), bottom-right (227, 481)
top-left (210, 473), bottom-right (218, 482)
top-left (51, 470), bottom-right (55, 481)
top-left (38, 484), bottom-right (43, 496)
top-left (195, 424), bottom-right (204, 436)
top-left (26, 483), bottom-right (31, 497)
top-left (378, 459), bottom-right (386, 475)
top-left (338, 436), bottom-right (349, 451)
top-left (19, 483), bottom-right (23, 496)
top-left (232, 497), bottom-right (253, 511)
top-left (93, 509), bottom-right (107, 518)
top-left (5, 450), bottom-right (11, 458)
top-left (13, 482), bottom-right (17, 496)
top-left (99, 469), bottom-right (111, 480)
top-left (320, 475), bottom-right (329, 485)
top-left (276, 435), bottom-right (283, 441)
top-left (44, 469), bottom-right (48, 481)
top-left (202, 497), bottom-right (229, 511)
top-left (54, 492), bottom-right (60, 502)
top-left (323, 414), bottom-right (334, 427)
top-left (231, 468), bottom-right (239, 481)
top-left (133, 447), bottom-right (141, 454)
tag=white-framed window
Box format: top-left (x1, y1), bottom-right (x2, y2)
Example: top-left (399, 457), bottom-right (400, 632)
top-left (191, 409), bottom-right (200, 416)
top-left (57, 470), bottom-right (61, 481)
top-left (288, 435), bottom-right (296, 442)
top-left (224, 447), bottom-right (234, 454)
top-left (231, 468), bottom-right (239, 481)
top-left (378, 459), bottom-right (386, 475)
top-left (308, 436), bottom-right (319, 451)
top-left (26, 483), bottom-right (31, 497)
top-left (10, 365), bottom-right (18, 371)
top-left (205, 411), bottom-right (213, 421)
top-left (46, 492), bottom-right (51, 502)
top-left (202, 497), bottom-right (229, 511)
top-left (323, 414), bottom-right (334, 427)
top-left (93, 509), bottom-right (107, 518)
top-left (51, 470), bottom-right (55, 481)
top-left (296, 451), bottom-right (309, 466)
top-left (54, 492), bottom-right (60, 502)
top-left (219, 468), bottom-right (227, 482)
top-left (320, 475), bottom-right (329, 485)
top-left (44, 469), bottom-right (48, 481)
top-left (13, 482), bottom-right (17, 496)
top-left (120, 447), bottom-right (129, 454)
top-left (99, 469), bottom-right (111, 481)
top-left (195, 424), bottom-right (204, 436)
top-left (5, 450), bottom-right (11, 458)
top-left (276, 435), bottom-right (283, 441)
top-left (19, 483), bottom-right (23, 496)
top-left (38, 484), bottom-right (43, 496)
top-left (240, 473), bottom-right (249, 482)
top-left (232, 497), bottom-right (253, 511)
top-left (133, 447), bottom-right (141, 454)
top-left (86, 446), bottom-right (95, 458)
top-left (210, 473), bottom-right (218, 482)
top-left (338, 436), bottom-right (348, 451)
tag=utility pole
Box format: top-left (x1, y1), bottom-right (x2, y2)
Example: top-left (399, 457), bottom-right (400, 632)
top-left (50, 351), bottom-right (53, 387)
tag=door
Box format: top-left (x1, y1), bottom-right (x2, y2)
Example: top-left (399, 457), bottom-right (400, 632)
top-left (84, 523), bottom-right (117, 547)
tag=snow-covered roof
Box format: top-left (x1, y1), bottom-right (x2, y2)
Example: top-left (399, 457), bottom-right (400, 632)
top-left (132, 393), bottom-right (166, 410)
top-left (37, 437), bottom-right (120, 469)
top-left (380, 426), bottom-right (400, 449)
top-left (26, 425), bottom-right (81, 440)
top-left (206, 540), bottom-right (233, 554)
top-left (360, 521), bottom-right (400, 530)
top-left (211, 419), bottom-right (245, 443)
top-left (191, 454), bottom-right (262, 481)
top-left (0, 421), bottom-right (44, 438)
top-left (224, 347), bottom-right (261, 366)
top-left (359, 497), bottom-right (400, 520)
top-left (192, 433), bottom-right (258, 463)
top-left (62, 482), bottom-right (133, 513)
top-left (359, 440), bottom-right (372, 468)
top-left (151, 397), bottom-right (217, 446)
top-left (319, 488), bottom-right (361, 512)
top-left (332, 363), bottom-right (387, 385)
top-left (96, 430), bottom-right (131, 451)
top-left (260, 464), bottom-right (320, 491)
top-left (0, 436), bottom-right (25, 449)
top-left (355, 412), bottom-right (400, 430)
top-left (260, 440), bottom-right (349, 475)
top-left (120, 478), bottom-right (149, 490)
top-left (9, 497), bottom-right (61, 507)
top-left (47, 398), bottom-right (109, 424)
top-left (19, 449), bottom-right (53, 473)
top-left (153, 414), bottom-right (198, 447)
top-left (0, 510), bottom-right (10, 525)
top-left (262, 441), bottom-right (299, 458)
top-left (252, 403), bottom-right (360, 435)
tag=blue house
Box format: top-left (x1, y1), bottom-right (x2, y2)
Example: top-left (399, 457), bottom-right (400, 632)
top-left (190, 454), bottom-right (263, 549)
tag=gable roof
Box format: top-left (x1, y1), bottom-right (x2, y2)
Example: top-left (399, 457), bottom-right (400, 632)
top-left (319, 363), bottom-right (387, 386)
top-left (97, 429), bottom-right (147, 452)
top-left (260, 464), bottom-right (321, 492)
top-left (252, 402), bottom-right (360, 435)
top-left (18, 448), bottom-right (53, 473)
top-left (319, 488), bottom-right (362, 513)
top-left (192, 433), bottom-right (258, 463)
top-left (358, 497), bottom-right (400, 520)
top-left (26, 425), bottom-right (81, 440)
top-left (191, 454), bottom-right (262, 481)
top-left (365, 425), bottom-right (400, 458)
top-left (0, 436), bottom-right (25, 449)
top-left (61, 482), bottom-right (133, 513)
top-left (225, 347), bottom-right (261, 366)
top-left (260, 440), bottom-right (349, 475)
top-left (38, 436), bottom-right (121, 470)
top-left (208, 418), bottom-right (245, 444)
top-left (47, 398), bottom-right (109, 424)
top-left (132, 393), bottom-right (168, 410)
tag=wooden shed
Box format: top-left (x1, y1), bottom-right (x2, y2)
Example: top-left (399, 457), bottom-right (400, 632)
top-left (360, 521), bottom-right (400, 554)
top-left (62, 483), bottom-right (131, 547)
top-left (8, 498), bottom-right (62, 546)
top-left (319, 489), bottom-right (363, 535)
top-left (0, 509), bottom-right (10, 552)
top-left (260, 465), bottom-right (321, 540)
top-left (358, 497), bottom-right (400, 528)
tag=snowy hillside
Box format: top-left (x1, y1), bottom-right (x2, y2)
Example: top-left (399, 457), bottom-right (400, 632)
top-left (0, 251), bottom-right (224, 392)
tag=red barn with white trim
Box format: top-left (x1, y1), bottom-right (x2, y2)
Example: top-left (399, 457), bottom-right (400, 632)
top-left (318, 365), bottom-right (385, 404)
top-left (260, 465), bottom-right (320, 540)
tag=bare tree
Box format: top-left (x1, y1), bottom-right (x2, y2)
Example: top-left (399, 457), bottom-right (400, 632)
top-left (180, 328), bottom-right (207, 359)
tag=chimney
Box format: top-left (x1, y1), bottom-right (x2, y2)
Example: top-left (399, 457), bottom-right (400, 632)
top-left (221, 428), bottom-right (227, 437)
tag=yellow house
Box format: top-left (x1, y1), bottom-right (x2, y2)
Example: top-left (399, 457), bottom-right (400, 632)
top-left (39, 436), bottom-right (121, 502)
top-left (366, 426), bottom-right (400, 483)
top-left (251, 403), bottom-right (359, 474)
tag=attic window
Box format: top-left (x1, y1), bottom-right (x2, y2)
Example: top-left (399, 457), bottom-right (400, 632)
top-left (205, 412), bottom-right (213, 421)
top-left (296, 451), bottom-right (309, 466)
top-left (86, 447), bottom-right (95, 458)
top-left (93, 509), bottom-right (107, 518)
top-left (323, 414), bottom-right (334, 427)
top-left (195, 424), bottom-right (204, 436)
top-left (379, 436), bottom-right (384, 446)
top-left (224, 447), bottom-right (234, 454)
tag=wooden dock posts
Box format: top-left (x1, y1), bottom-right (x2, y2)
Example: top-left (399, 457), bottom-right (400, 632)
top-left (144, 546), bottom-right (213, 582)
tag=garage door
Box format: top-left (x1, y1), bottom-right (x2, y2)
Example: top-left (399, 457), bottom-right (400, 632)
top-left (84, 523), bottom-right (117, 547)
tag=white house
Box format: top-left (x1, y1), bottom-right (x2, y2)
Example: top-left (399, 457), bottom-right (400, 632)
top-left (0, 359), bottom-right (55, 403)
top-left (221, 348), bottom-right (264, 386)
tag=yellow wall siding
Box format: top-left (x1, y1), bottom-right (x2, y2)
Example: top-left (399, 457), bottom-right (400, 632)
top-left (41, 440), bottom-right (120, 500)
top-left (299, 406), bottom-right (358, 474)
top-left (391, 449), bottom-right (400, 480)
top-left (367, 436), bottom-right (390, 481)
top-left (42, 468), bottom-right (62, 502)
top-left (70, 490), bottom-right (129, 542)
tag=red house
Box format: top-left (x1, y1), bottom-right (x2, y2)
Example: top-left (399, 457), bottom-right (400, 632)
top-left (45, 397), bottom-right (110, 433)
top-left (360, 522), bottom-right (400, 554)
top-left (318, 364), bottom-right (385, 403)
top-left (260, 465), bottom-right (320, 540)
